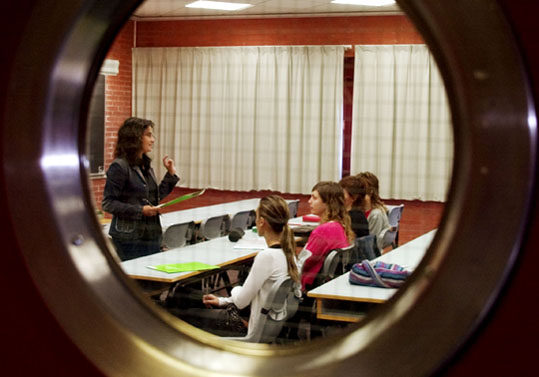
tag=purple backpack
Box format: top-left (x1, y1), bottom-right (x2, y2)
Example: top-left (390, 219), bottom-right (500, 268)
top-left (349, 260), bottom-right (411, 288)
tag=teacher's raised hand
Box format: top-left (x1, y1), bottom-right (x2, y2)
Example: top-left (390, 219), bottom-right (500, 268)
top-left (162, 155), bottom-right (176, 176)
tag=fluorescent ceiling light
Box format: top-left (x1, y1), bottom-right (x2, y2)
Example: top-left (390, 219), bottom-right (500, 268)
top-left (331, 0), bottom-right (396, 6)
top-left (186, 1), bottom-right (253, 11)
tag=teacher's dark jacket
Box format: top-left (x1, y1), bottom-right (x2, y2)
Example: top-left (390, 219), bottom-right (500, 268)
top-left (102, 157), bottom-right (179, 241)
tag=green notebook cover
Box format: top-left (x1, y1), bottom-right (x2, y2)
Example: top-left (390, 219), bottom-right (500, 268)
top-left (157, 188), bottom-right (206, 208)
top-left (147, 261), bottom-right (219, 274)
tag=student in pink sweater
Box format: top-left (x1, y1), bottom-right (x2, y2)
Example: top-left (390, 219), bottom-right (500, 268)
top-left (299, 181), bottom-right (355, 290)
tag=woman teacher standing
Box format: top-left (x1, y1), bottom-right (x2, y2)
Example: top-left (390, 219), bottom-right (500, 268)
top-left (102, 117), bottom-right (179, 261)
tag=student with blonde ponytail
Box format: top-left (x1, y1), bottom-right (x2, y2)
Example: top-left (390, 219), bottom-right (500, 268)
top-left (188, 195), bottom-right (299, 338)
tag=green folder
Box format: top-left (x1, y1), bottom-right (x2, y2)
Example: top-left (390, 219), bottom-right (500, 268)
top-left (157, 188), bottom-right (206, 209)
top-left (147, 261), bottom-right (220, 274)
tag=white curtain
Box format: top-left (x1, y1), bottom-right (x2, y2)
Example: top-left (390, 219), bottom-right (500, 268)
top-left (133, 46), bottom-right (344, 194)
top-left (351, 45), bottom-right (453, 201)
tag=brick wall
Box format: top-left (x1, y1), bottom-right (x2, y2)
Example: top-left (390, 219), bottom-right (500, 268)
top-left (90, 20), bottom-right (134, 209)
top-left (135, 15), bottom-right (423, 50)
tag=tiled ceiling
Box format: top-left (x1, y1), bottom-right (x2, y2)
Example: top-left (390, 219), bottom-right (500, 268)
top-left (132, 0), bottom-right (403, 19)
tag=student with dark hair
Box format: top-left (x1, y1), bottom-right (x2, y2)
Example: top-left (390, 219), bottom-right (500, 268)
top-left (184, 195), bottom-right (299, 338)
top-left (299, 181), bottom-right (355, 291)
top-left (102, 117), bottom-right (179, 261)
top-left (357, 171), bottom-right (391, 251)
top-left (338, 175), bottom-right (369, 239)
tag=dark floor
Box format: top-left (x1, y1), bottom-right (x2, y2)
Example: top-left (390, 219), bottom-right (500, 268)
top-left (161, 187), bottom-right (445, 246)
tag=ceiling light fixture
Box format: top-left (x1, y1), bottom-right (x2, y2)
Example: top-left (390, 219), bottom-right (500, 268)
top-left (331, 0), bottom-right (396, 6)
top-left (185, 1), bottom-right (253, 11)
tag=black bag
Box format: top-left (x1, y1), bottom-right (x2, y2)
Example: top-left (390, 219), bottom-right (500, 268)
top-left (159, 283), bottom-right (206, 310)
top-left (215, 304), bottom-right (248, 335)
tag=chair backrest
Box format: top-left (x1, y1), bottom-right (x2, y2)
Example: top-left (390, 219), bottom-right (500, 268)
top-left (199, 214), bottom-right (231, 240)
top-left (349, 234), bottom-right (379, 269)
top-left (381, 228), bottom-right (398, 249)
top-left (336, 243), bottom-right (358, 273)
top-left (319, 250), bottom-right (341, 283)
top-left (226, 276), bottom-right (299, 343)
top-left (313, 244), bottom-right (356, 287)
top-left (287, 199), bottom-right (300, 218)
top-left (162, 221), bottom-right (195, 249)
top-left (382, 204), bottom-right (404, 249)
top-left (230, 210), bottom-right (255, 230)
top-left (387, 204), bottom-right (404, 227)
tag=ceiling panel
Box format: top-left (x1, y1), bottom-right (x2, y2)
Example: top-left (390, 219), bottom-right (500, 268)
top-left (132, 0), bottom-right (403, 19)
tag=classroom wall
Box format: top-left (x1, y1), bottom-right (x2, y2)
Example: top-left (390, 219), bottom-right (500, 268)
top-left (91, 21), bottom-right (134, 206)
top-left (90, 15), bottom-right (423, 207)
top-left (3, 3), bottom-right (539, 376)
top-left (135, 16), bottom-right (423, 50)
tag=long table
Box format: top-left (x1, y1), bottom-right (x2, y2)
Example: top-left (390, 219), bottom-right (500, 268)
top-left (160, 198), bottom-right (262, 229)
top-left (161, 198), bottom-right (299, 228)
top-left (121, 228), bottom-right (265, 284)
top-left (104, 198), bottom-right (299, 235)
top-left (307, 229), bottom-right (436, 323)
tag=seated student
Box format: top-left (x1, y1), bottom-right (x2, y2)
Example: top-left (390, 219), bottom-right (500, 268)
top-left (338, 175), bottom-right (369, 239)
top-left (180, 195), bottom-right (300, 338)
top-left (298, 181), bottom-right (355, 291)
top-left (357, 171), bottom-right (391, 251)
top-left (285, 182), bottom-right (355, 341)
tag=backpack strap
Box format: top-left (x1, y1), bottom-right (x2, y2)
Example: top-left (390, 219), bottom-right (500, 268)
top-left (361, 260), bottom-right (391, 288)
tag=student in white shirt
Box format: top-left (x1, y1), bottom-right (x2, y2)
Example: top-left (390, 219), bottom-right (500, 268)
top-left (182, 195), bottom-right (300, 338)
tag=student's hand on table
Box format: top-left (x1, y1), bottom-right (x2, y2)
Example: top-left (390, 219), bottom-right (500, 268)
top-left (202, 294), bottom-right (220, 307)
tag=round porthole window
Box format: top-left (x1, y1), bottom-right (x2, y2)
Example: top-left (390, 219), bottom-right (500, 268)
top-left (1, 1), bottom-right (535, 376)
